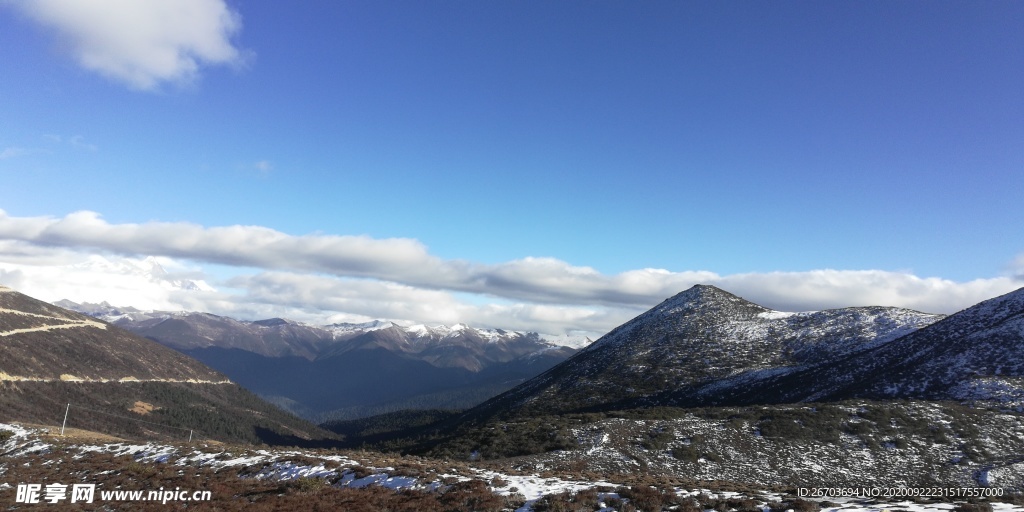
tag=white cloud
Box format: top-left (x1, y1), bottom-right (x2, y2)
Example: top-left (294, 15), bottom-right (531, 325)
top-left (0, 147), bottom-right (30, 160)
top-left (69, 135), bottom-right (98, 152)
top-left (0, 246), bottom-right (213, 311)
top-left (0, 246), bottom-right (621, 336)
top-left (10, 0), bottom-right (246, 90)
top-left (0, 209), bottom-right (437, 280)
top-left (1010, 253), bottom-right (1024, 279)
top-left (0, 210), bottom-right (1021, 337)
top-left (1, 135), bottom-right (99, 159)
top-left (0, 210), bottom-right (707, 307)
top-left (712, 270), bottom-right (1018, 314)
top-left (249, 160), bottom-right (273, 177)
top-left (230, 271), bottom-right (631, 336)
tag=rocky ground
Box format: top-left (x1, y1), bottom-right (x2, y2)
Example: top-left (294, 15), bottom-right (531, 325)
top-left (3, 422), bottom-right (1022, 511)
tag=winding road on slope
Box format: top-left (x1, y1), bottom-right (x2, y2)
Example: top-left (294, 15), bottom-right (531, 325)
top-left (0, 291), bottom-right (230, 385)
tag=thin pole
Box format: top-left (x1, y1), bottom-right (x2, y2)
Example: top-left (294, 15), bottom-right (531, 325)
top-left (60, 403), bottom-right (70, 436)
top-left (188, 430), bottom-right (193, 443)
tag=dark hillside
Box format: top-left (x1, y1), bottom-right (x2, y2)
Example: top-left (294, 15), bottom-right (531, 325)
top-left (460, 285), bottom-right (941, 422)
top-left (0, 286), bottom-right (336, 445)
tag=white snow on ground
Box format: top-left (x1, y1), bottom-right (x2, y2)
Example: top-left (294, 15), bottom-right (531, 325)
top-left (0, 423), bottom-right (51, 457)
top-left (540, 333), bottom-right (594, 349)
top-left (757, 310), bottom-right (799, 319)
top-left (816, 501), bottom-right (1023, 511)
top-left (474, 469), bottom-right (616, 512)
top-left (337, 472), bottom-right (419, 490)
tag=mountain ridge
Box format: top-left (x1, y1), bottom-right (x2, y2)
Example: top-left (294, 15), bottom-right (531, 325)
top-left (54, 298), bottom-right (583, 421)
top-left (2, 286), bottom-right (227, 382)
top-left (0, 285), bottom-right (334, 445)
top-left (57, 300), bottom-right (592, 363)
top-left (772, 286), bottom-right (1024, 404)
top-left (461, 284), bottom-right (948, 420)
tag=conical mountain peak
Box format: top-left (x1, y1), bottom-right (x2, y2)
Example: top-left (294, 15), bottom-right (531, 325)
top-left (648, 284), bottom-right (767, 317)
top-left (464, 284), bottom-right (944, 420)
top-left (667, 284), bottom-right (739, 302)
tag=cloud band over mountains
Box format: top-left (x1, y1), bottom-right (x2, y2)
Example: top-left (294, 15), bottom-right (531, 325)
top-left (0, 209), bottom-right (1021, 336)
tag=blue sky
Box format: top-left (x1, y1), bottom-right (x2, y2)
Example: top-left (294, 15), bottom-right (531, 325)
top-left (1, 1), bottom-right (1022, 336)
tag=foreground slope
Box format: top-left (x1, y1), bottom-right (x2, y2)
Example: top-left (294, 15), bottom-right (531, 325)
top-left (11, 421), bottom-right (1017, 511)
top-left (0, 286), bottom-right (333, 445)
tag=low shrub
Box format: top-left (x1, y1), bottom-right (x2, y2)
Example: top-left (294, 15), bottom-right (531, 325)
top-left (767, 499), bottom-right (819, 512)
top-left (953, 503), bottom-right (993, 512)
top-left (641, 429), bottom-right (675, 451)
top-left (290, 477), bottom-right (329, 493)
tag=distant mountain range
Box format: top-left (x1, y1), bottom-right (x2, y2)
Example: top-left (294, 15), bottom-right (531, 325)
top-left (0, 286), bottom-right (332, 445)
top-left (55, 301), bottom-right (590, 421)
top-left (464, 284), bottom-right (1024, 422)
top-left (53, 301), bottom-right (592, 359)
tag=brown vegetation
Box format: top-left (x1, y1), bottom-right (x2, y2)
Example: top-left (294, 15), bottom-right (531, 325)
top-left (130, 401), bottom-right (157, 415)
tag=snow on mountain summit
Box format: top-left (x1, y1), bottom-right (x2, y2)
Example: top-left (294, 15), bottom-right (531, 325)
top-left (69, 255), bottom-right (215, 293)
top-left (466, 284), bottom-right (946, 418)
top-left (806, 285), bottom-right (1024, 405)
top-left (56, 299), bottom-right (589, 366)
top-left (326, 320), bottom-right (398, 336)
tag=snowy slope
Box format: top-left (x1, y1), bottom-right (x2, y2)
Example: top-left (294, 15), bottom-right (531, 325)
top-left (794, 286), bottom-right (1024, 404)
top-left (466, 285), bottom-right (944, 419)
top-left (473, 284), bottom-right (1024, 417)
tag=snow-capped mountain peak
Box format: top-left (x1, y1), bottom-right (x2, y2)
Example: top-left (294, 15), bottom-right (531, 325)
top-left (68, 255), bottom-right (215, 292)
top-left (650, 284), bottom-right (766, 316)
top-left (54, 300), bottom-right (590, 365)
top-left (326, 320), bottom-right (398, 336)
top-left (464, 284), bottom-right (947, 419)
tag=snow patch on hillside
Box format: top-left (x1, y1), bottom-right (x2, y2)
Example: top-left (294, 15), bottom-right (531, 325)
top-left (757, 310), bottom-right (798, 320)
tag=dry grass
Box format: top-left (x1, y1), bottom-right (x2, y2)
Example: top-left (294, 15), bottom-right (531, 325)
top-left (26, 422), bottom-right (128, 443)
top-left (129, 401), bottom-right (158, 415)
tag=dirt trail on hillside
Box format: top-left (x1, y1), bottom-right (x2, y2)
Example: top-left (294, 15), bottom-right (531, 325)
top-left (0, 321), bottom-right (108, 337)
top-left (0, 306), bottom-right (109, 337)
top-left (0, 372), bottom-right (232, 384)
